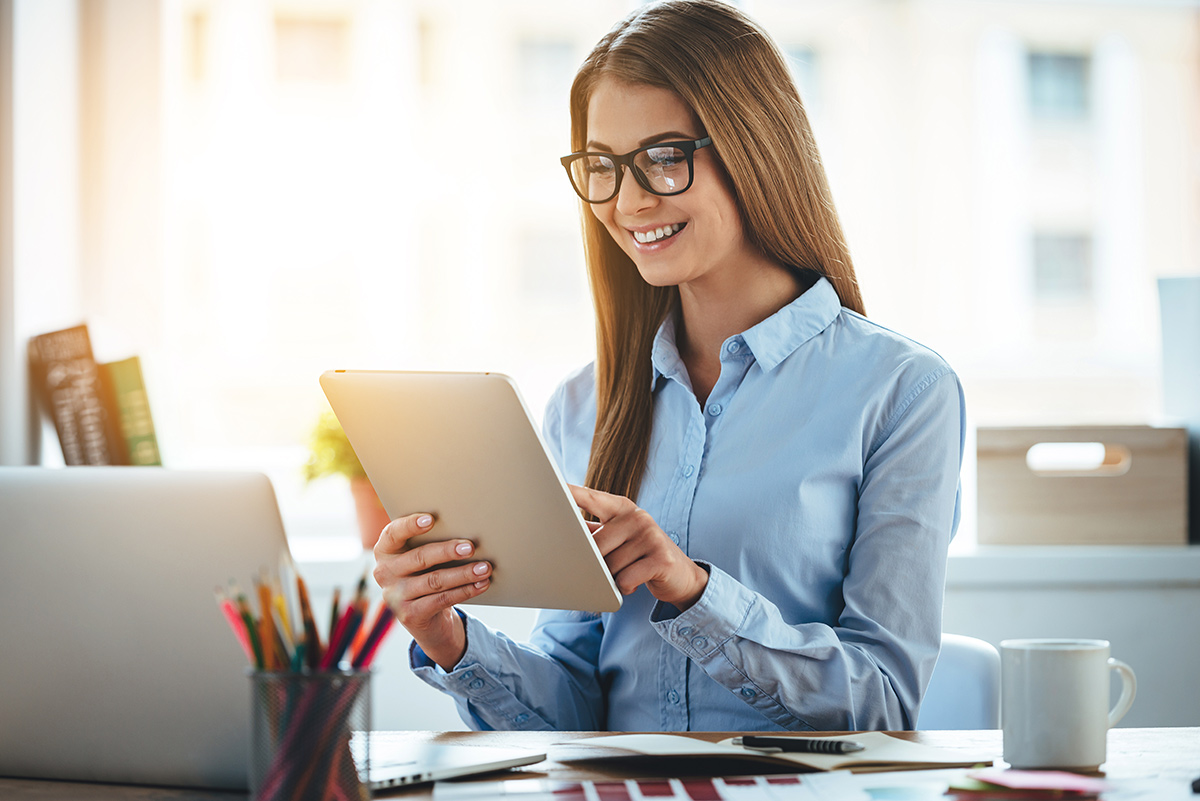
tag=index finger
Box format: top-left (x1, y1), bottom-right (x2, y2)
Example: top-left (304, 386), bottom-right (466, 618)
top-left (375, 513), bottom-right (435, 556)
top-left (569, 484), bottom-right (633, 524)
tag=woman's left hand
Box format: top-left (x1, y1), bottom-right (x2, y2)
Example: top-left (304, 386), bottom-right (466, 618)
top-left (569, 485), bottom-right (709, 610)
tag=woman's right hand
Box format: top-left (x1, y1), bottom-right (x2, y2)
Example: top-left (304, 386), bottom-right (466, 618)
top-left (372, 513), bottom-right (491, 671)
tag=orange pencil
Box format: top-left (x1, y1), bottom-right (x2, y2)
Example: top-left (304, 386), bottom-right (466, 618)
top-left (349, 599), bottom-right (373, 663)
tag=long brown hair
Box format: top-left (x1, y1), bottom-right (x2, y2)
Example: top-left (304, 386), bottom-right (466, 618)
top-left (573, 0), bottom-right (863, 502)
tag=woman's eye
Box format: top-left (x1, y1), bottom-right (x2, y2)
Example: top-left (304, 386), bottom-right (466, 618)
top-left (586, 156), bottom-right (615, 175)
top-left (646, 147), bottom-right (684, 167)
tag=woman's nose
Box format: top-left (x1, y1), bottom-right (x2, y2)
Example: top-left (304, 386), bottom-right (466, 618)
top-left (614, 166), bottom-right (657, 216)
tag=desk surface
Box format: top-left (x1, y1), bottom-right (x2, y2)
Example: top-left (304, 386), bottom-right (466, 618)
top-left (2, 727), bottom-right (1197, 800)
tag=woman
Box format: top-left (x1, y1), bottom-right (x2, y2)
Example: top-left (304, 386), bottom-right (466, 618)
top-left (373, 0), bottom-right (965, 732)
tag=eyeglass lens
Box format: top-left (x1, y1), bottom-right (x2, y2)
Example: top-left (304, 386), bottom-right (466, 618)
top-left (568, 145), bottom-right (691, 202)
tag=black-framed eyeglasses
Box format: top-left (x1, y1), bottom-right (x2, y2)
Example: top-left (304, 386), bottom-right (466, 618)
top-left (560, 137), bottom-right (713, 204)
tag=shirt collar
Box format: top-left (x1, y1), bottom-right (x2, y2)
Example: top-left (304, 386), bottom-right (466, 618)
top-left (650, 276), bottom-right (842, 385)
top-left (740, 276), bottom-right (841, 372)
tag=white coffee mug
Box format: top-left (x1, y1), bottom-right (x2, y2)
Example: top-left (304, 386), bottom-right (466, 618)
top-left (1001, 639), bottom-right (1136, 770)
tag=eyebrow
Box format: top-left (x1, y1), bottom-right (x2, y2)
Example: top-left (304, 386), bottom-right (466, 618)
top-left (585, 131), bottom-right (697, 151)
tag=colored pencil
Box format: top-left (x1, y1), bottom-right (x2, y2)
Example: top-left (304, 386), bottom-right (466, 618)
top-left (218, 569), bottom-right (397, 674)
top-left (320, 603), bottom-right (364, 670)
top-left (215, 588), bottom-right (254, 663)
top-left (328, 587), bottom-right (341, 644)
top-left (256, 579), bottom-right (277, 670)
top-left (352, 604), bottom-right (395, 669)
top-left (235, 591), bottom-right (264, 669)
top-left (295, 575), bottom-right (323, 669)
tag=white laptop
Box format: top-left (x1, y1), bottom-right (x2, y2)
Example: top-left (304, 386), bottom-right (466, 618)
top-left (0, 468), bottom-right (543, 791)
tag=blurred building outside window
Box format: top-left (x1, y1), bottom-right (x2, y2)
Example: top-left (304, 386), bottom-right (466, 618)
top-left (1028, 51), bottom-right (1090, 121)
top-left (1034, 232), bottom-right (1093, 301)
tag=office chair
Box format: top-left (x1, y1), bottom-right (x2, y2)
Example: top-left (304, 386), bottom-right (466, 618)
top-left (916, 633), bottom-right (1001, 730)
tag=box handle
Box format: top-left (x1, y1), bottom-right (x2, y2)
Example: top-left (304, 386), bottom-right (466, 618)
top-left (1025, 442), bottom-right (1132, 477)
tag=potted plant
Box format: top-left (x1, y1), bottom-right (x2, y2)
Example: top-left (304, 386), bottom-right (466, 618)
top-left (303, 410), bottom-right (391, 550)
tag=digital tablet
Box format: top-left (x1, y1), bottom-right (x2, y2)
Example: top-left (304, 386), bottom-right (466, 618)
top-left (320, 370), bottom-right (622, 613)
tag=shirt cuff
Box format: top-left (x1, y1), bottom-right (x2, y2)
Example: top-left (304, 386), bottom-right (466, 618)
top-left (649, 561), bottom-right (757, 661)
top-left (408, 613), bottom-right (545, 729)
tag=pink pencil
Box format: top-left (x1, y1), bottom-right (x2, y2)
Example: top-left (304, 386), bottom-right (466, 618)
top-left (215, 588), bottom-right (254, 663)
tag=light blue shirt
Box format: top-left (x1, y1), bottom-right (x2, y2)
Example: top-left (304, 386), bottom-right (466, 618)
top-left (411, 277), bottom-right (966, 732)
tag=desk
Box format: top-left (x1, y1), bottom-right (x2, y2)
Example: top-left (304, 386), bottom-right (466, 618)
top-left (2, 728), bottom-right (1197, 800)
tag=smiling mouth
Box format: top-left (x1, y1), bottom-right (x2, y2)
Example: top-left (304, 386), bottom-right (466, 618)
top-left (632, 223), bottom-right (684, 244)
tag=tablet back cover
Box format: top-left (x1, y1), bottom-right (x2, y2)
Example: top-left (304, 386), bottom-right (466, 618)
top-left (321, 370), bottom-right (621, 613)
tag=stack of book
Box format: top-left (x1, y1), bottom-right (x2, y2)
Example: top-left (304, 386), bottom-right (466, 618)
top-left (28, 324), bottom-right (162, 466)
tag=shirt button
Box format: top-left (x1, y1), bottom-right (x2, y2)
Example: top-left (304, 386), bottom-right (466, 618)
top-left (667, 690), bottom-right (680, 705)
top-left (462, 670), bottom-right (474, 680)
top-left (678, 626), bottom-right (694, 637)
top-left (691, 636), bottom-right (708, 650)
top-left (741, 687), bottom-right (756, 698)
top-left (683, 465), bottom-right (695, 478)
top-left (727, 341), bottom-right (741, 354)
top-left (468, 678), bottom-right (485, 691)
top-left (513, 713), bottom-right (530, 724)
top-left (669, 532), bottom-right (680, 545)
top-left (707, 403), bottom-right (722, 416)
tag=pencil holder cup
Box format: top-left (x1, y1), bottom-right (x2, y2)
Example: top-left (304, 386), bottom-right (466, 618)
top-left (248, 670), bottom-right (372, 801)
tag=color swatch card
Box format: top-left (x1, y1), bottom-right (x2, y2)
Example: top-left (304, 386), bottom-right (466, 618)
top-left (433, 774), bottom-right (867, 801)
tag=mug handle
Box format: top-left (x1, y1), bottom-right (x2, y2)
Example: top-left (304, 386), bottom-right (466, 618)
top-left (1107, 657), bottom-right (1136, 728)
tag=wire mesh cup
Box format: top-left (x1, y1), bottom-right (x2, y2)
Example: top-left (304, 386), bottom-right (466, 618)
top-left (249, 670), bottom-right (372, 801)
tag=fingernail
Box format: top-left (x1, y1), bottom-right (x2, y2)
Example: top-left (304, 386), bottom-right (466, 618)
top-left (455, 541), bottom-right (472, 556)
top-left (473, 562), bottom-right (488, 575)
top-left (474, 580), bottom-right (488, 589)
top-left (417, 514), bottom-right (433, 528)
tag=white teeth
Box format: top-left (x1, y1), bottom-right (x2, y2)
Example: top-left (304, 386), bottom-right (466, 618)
top-left (633, 223), bottom-right (682, 244)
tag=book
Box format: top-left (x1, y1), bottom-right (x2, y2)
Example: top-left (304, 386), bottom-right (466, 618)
top-left (552, 731), bottom-right (993, 774)
top-left (98, 356), bottom-right (162, 465)
top-left (27, 324), bottom-right (129, 465)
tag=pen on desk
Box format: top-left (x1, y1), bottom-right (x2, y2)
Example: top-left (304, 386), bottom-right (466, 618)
top-left (732, 736), bottom-right (865, 754)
